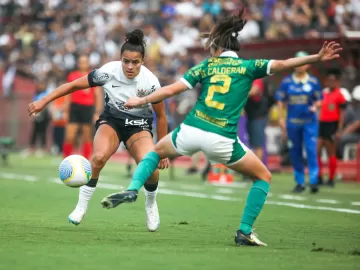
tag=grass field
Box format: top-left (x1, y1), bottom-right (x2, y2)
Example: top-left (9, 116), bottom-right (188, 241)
top-left (0, 154), bottom-right (360, 270)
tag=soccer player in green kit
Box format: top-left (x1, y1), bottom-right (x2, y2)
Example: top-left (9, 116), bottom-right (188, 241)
top-left (101, 9), bottom-right (342, 246)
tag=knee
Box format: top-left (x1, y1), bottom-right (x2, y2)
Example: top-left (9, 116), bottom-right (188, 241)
top-left (257, 170), bottom-right (272, 184)
top-left (262, 169), bottom-right (272, 183)
top-left (91, 152), bottom-right (107, 170)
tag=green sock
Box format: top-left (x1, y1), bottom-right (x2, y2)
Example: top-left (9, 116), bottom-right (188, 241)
top-left (127, 151), bottom-right (160, 192)
top-left (239, 180), bottom-right (270, 235)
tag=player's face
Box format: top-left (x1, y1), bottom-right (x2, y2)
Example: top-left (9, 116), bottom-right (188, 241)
top-left (121, 51), bottom-right (144, 79)
top-left (326, 75), bottom-right (339, 89)
top-left (294, 64), bottom-right (309, 73)
top-left (78, 56), bottom-right (90, 72)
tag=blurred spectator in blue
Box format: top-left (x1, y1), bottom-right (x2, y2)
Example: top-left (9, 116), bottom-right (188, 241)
top-left (23, 79), bottom-right (51, 158)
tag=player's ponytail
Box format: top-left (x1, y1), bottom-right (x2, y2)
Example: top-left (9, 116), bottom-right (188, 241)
top-left (205, 7), bottom-right (247, 52)
top-left (121, 29), bottom-right (146, 57)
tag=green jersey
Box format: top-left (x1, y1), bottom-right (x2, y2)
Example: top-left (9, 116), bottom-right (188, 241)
top-left (181, 51), bottom-right (273, 139)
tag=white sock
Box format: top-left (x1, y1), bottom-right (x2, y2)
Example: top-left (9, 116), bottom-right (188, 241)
top-left (76, 185), bottom-right (96, 210)
top-left (145, 188), bottom-right (157, 204)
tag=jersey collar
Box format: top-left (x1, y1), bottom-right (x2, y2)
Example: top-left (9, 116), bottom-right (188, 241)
top-left (219, 51), bottom-right (238, 58)
top-left (292, 73), bottom-right (309, 84)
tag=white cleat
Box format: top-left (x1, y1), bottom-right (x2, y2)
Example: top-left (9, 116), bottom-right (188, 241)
top-left (145, 190), bottom-right (160, 232)
top-left (68, 207), bottom-right (86, 226)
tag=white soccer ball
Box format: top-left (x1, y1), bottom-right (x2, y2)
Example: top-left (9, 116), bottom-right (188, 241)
top-left (59, 155), bottom-right (92, 187)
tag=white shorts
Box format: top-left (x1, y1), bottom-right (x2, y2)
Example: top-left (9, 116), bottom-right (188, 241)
top-left (170, 124), bottom-right (248, 165)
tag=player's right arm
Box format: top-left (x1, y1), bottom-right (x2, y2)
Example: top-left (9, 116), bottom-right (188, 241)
top-left (28, 62), bottom-right (114, 116)
top-left (270, 41), bottom-right (342, 74)
top-left (28, 76), bottom-right (90, 116)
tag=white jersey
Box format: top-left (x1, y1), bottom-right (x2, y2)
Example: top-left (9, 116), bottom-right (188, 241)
top-left (88, 61), bottom-right (161, 120)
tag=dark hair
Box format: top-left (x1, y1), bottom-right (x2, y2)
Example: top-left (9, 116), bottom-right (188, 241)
top-left (205, 8), bottom-right (247, 52)
top-left (326, 68), bottom-right (342, 79)
top-left (121, 29), bottom-right (146, 58)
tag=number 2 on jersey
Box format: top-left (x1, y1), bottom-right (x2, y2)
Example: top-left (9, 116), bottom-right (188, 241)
top-left (205, 75), bottom-right (231, 110)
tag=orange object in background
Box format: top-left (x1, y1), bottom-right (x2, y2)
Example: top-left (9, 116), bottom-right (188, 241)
top-left (52, 96), bottom-right (67, 127)
top-left (207, 164), bottom-right (234, 184)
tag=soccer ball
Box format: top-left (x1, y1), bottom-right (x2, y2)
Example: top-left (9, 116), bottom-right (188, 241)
top-left (59, 155), bottom-right (92, 187)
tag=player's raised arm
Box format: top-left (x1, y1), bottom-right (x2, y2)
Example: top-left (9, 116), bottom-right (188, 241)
top-left (28, 75), bottom-right (90, 116)
top-left (270, 41), bottom-right (342, 74)
top-left (125, 81), bottom-right (189, 109)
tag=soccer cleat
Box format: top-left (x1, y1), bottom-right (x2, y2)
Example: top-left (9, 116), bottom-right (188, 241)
top-left (234, 230), bottom-right (267, 246)
top-left (68, 207), bottom-right (86, 225)
top-left (292, 184), bottom-right (306, 193)
top-left (310, 184), bottom-right (319, 194)
top-left (145, 190), bottom-right (160, 232)
top-left (101, 190), bottom-right (138, 209)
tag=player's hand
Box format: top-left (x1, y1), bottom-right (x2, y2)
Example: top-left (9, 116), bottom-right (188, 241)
top-left (317, 41), bottom-right (342, 62)
top-left (335, 130), bottom-right (342, 141)
top-left (309, 104), bottom-right (317, 112)
top-left (279, 118), bottom-right (287, 139)
top-left (28, 99), bottom-right (47, 117)
top-left (279, 118), bottom-right (286, 131)
top-left (93, 113), bottom-right (100, 123)
top-left (158, 158), bottom-right (170, 170)
top-left (125, 97), bottom-right (144, 109)
top-left (63, 111), bottom-right (69, 123)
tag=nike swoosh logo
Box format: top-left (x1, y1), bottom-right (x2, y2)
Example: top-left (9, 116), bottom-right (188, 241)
top-left (112, 85), bottom-right (121, 88)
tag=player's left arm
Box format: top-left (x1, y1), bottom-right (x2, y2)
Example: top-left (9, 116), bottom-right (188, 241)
top-left (93, 87), bottom-right (103, 122)
top-left (270, 41), bottom-right (342, 74)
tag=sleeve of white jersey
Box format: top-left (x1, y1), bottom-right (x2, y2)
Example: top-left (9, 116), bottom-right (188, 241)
top-left (88, 61), bottom-right (116, 87)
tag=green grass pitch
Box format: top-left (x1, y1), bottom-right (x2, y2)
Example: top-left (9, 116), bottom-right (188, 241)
top-left (0, 155), bottom-right (359, 270)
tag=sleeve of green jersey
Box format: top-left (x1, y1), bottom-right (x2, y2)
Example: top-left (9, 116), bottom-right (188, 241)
top-left (249, 59), bottom-right (274, 80)
top-left (181, 63), bottom-right (204, 89)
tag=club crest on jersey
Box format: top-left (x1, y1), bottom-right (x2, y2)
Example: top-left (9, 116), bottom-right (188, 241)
top-left (137, 89), bottom-right (147, 97)
top-left (303, 84), bottom-right (312, 92)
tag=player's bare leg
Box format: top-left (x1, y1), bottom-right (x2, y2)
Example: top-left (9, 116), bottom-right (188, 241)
top-left (68, 124), bottom-right (119, 225)
top-left (228, 150), bottom-right (271, 247)
top-left (323, 139), bottom-right (337, 187)
top-left (127, 131), bottom-right (161, 231)
top-left (63, 123), bottom-right (79, 158)
top-left (81, 124), bottom-right (93, 160)
top-left (101, 133), bottom-right (178, 210)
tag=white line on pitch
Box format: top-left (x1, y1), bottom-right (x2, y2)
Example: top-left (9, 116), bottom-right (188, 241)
top-left (278, 194), bottom-right (307, 201)
top-left (3, 173), bottom-right (360, 214)
top-left (0, 173), bottom-right (38, 182)
top-left (315, 199), bottom-right (339, 204)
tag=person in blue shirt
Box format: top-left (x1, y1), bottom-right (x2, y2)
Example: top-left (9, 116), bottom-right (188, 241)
top-left (276, 51), bottom-right (322, 193)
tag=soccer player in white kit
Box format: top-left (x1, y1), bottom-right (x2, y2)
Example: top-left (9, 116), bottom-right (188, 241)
top-left (28, 29), bottom-right (170, 231)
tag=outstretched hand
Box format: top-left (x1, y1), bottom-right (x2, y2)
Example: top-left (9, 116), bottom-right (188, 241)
top-left (124, 97), bottom-right (144, 109)
top-left (28, 99), bottom-right (47, 116)
top-left (317, 41), bottom-right (342, 62)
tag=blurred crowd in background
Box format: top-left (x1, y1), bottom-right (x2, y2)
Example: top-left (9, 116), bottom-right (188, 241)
top-left (1, 0), bottom-right (360, 162)
top-left (1, 0), bottom-right (360, 93)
